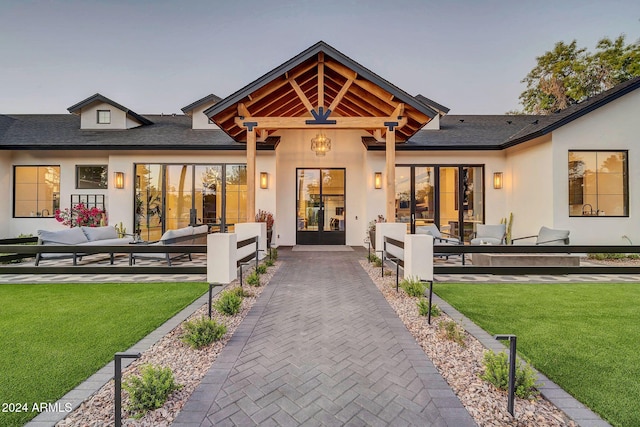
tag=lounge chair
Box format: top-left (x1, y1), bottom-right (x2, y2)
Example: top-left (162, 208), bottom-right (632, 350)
top-left (416, 224), bottom-right (462, 260)
top-left (470, 224), bottom-right (506, 245)
top-left (511, 226), bottom-right (570, 245)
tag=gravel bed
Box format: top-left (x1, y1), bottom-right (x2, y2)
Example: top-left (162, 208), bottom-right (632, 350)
top-left (56, 261), bottom-right (280, 427)
top-left (360, 260), bottom-right (578, 427)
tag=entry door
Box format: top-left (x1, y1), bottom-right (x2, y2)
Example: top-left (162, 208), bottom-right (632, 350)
top-left (296, 168), bottom-right (345, 245)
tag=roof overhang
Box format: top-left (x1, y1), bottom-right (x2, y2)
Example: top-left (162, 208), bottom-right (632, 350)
top-left (205, 41), bottom-right (437, 143)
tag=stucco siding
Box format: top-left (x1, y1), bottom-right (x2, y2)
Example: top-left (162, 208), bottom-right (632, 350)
top-left (552, 88), bottom-right (640, 244)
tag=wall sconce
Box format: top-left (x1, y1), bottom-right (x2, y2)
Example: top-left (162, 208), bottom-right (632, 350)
top-left (374, 172), bottom-right (382, 189)
top-left (260, 172), bottom-right (268, 189)
top-left (114, 172), bottom-right (124, 189)
top-left (493, 172), bottom-right (503, 189)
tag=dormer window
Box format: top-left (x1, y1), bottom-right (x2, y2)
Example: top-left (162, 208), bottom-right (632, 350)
top-left (97, 110), bottom-right (111, 124)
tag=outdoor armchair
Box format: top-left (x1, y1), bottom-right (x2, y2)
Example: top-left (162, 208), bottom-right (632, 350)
top-left (470, 224), bottom-right (506, 245)
top-left (511, 226), bottom-right (570, 245)
top-left (416, 224), bottom-right (461, 245)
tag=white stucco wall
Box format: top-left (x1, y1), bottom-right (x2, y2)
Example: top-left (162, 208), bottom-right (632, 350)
top-left (191, 104), bottom-right (220, 129)
top-left (504, 136), bottom-right (554, 240)
top-left (8, 151), bottom-right (111, 237)
top-left (0, 151), bottom-right (11, 237)
top-left (550, 89), bottom-right (640, 244)
top-left (275, 129), bottom-right (369, 246)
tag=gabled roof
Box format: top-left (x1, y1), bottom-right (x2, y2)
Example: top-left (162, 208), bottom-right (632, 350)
top-left (180, 93), bottom-right (222, 115)
top-left (67, 93), bottom-right (153, 126)
top-left (205, 41), bottom-right (438, 142)
top-left (503, 75), bottom-right (640, 148)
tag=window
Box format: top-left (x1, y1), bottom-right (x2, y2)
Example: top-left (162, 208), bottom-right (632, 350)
top-left (14, 166), bottom-right (60, 217)
top-left (568, 151), bottom-right (628, 217)
top-left (97, 110), bottom-right (111, 124)
top-left (134, 163), bottom-right (246, 241)
top-left (76, 165), bottom-right (108, 189)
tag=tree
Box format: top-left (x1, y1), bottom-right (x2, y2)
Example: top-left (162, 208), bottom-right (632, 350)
top-left (518, 35), bottom-right (640, 114)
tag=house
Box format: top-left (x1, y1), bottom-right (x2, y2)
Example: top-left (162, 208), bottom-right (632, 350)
top-left (1, 41), bottom-right (638, 246)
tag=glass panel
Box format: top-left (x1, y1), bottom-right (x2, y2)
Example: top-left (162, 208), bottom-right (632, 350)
top-left (462, 166), bottom-right (483, 240)
top-left (322, 169), bottom-right (345, 232)
top-left (568, 151), bottom-right (627, 216)
top-left (439, 167), bottom-right (459, 238)
top-left (225, 165), bottom-right (247, 226)
top-left (195, 165), bottom-right (222, 229)
top-left (165, 165), bottom-right (193, 230)
top-left (395, 167), bottom-right (411, 225)
top-left (76, 165), bottom-right (108, 189)
top-left (14, 166), bottom-right (59, 217)
top-left (297, 169), bottom-right (321, 231)
top-left (135, 164), bottom-right (164, 241)
top-left (414, 167), bottom-right (434, 227)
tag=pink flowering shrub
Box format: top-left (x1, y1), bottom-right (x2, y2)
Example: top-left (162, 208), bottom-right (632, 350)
top-left (55, 203), bottom-right (107, 227)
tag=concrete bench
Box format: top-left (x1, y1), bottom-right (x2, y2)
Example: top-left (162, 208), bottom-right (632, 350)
top-left (472, 253), bottom-right (580, 267)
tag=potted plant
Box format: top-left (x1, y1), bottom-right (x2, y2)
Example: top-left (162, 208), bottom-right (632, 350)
top-left (255, 210), bottom-right (274, 248)
top-left (368, 215), bottom-right (386, 250)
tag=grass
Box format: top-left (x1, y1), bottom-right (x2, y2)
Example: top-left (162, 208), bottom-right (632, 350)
top-left (435, 283), bottom-right (640, 427)
top-left (0, 282), bottom-right (208, 427)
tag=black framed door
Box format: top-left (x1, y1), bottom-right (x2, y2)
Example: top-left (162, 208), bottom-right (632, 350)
top-left (296, 168), bottom-right (346, 245)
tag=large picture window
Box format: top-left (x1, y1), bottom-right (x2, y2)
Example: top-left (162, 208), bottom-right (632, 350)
top-left (135, 163), bottom-right (246, 241)
top-left (568, 151), bottom-right (628, 217)
top-left (14, 166), bottom-right (60, 217)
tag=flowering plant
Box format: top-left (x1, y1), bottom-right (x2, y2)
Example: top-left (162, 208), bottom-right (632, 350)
top-left (55, 203), bottom-right (107, 227)
top-left (255, 209), bottom-right (274, 230)
top-left (368, 215), bottom-right (386, 232)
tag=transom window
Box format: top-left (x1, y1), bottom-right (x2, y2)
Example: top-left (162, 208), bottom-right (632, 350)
top-left (568, 150), bottom-right (628, 217)
top-left (97, 110), bottom-right (111, 124)
top-left (13, 166), bottom-right (60, 217)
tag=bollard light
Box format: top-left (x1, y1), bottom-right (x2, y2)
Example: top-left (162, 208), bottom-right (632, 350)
top-left (495, 334), bottom-right (517, 416)
top-left (115, 352), bottom-right (141, 427)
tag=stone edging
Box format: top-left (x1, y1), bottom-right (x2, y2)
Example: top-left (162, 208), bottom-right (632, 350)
top-left (25, 287), bottom-right (223, 427)
top-left (431, 293), bottom-right (611, 427)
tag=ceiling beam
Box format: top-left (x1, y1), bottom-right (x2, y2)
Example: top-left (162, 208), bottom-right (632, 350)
top-left (234, 115), bottom-right (408, 130)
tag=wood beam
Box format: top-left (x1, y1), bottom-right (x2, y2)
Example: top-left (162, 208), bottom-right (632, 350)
top-left (234, 115), bottom-right (408, 130)
top-left (288, 78), bottom-right (315, 112)
top-left (318, 52), bottom-right (325, 110)
top-left (386, 128), bottom-right (396, 222)
top-left (328, 77), bottom-right (354, 112)
top-left (246, 128), bottom-right (256, 220)
top-left (238, 103), bottom-right (251, 118)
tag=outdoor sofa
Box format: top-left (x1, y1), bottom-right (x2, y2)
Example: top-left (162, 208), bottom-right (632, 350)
top-left (35, 225), bottom-right (133, 265)
top-left (129, 225), bottom-right (208, 266)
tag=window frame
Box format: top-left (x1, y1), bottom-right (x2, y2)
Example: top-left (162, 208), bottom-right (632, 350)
top-left (13, 165), bottom-right (61, 218)
top-left (97, 110), bottom-right (111, 124)
top-left (75, 165), bottom-right (108, 189)
top-left (568, 149), bottom-right (629, 218)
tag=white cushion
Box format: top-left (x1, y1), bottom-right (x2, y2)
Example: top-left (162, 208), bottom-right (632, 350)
top-left (476, 224), bottom-right (506, 241)
top-left (160, 226), bottom-right (193, 241)
top-left (536, 226), bottom-right (570, 245)
top-left (471, 237), bottom-right (502, 245)
top-left (38, 228), bottom-right (88, 245)
top-left (192, 225), bottom-right (208, 235)
top-left (81, 226), bottom-right (118, 241)
top-left (416, 225), bottom-right (442, 239)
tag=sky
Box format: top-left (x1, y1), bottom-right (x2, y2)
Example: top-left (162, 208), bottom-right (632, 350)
top-left (1, 0), bottom-right (639, 115)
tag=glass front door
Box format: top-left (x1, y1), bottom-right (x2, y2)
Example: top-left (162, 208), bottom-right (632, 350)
top-left (296, 168), bottom-right (346, 245)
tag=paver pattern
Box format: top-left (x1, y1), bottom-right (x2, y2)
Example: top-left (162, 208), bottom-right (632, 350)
top-left (173, 248), bottom-right (475, 426)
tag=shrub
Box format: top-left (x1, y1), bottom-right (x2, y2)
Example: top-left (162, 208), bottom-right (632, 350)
top-left (400, 277), bottom-right (427, 297)
top-left (437, 319), bottom-right (466, 346)
top-left (256, 264), bottom-right (267, 274)
top-left (264, 258), bottom-right (275, 267)
top-left (214, 290), bottom-right (242, 315)
top-left (588, 253), bottom-right (626, 260)
top-left (231, 286), bottom-right (251, 298)
top-left (246, 271), bottom-right (261, 287)
top-left (366, 253), bottom-right (379, 263)
top-left (123, 364), bottom-right (181, 418)
top-left (181, 317), bottom-right (227, 349)
top-left (373, 257), bottom-right (383, 268)
top-left (271, 247), bottom-right (278, 260)
top-left (417, 298), bottom-right (441, 317)
top-left (481, 350), bottom-right (540, 399)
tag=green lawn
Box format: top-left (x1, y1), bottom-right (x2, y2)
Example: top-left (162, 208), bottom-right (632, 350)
top-left (435, 283), bottom-right (640, 427)
top-left (0, 282), bottom-right (208, 427)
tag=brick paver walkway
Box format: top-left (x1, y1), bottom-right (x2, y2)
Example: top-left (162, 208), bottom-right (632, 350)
top-left (173, 248), bottom-right (475, 426)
